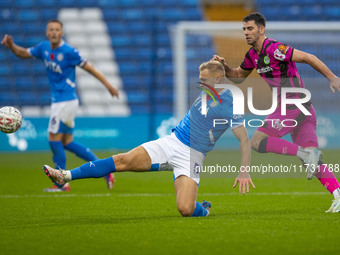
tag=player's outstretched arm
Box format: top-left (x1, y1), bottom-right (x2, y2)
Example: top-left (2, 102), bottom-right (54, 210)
top-left (82, 61), bottom-right (119, 98)
top-left (1, 34), bottom-right (31, 59)
top-left (231, 125), bottom-right (255, 194)
top-left (292, 49), bottom-right (340, 94)
top-left (211, 55), bottom-right (252, 84)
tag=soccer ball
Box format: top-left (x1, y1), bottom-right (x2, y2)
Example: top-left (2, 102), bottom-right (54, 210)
top-left (0, 106), bottom-right (22, 134)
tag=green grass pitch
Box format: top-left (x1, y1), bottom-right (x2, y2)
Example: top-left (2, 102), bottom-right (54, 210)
top-left (0, 150), bottom-right (340, 255)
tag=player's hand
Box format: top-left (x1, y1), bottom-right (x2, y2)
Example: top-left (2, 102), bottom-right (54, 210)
top-left (329, 77), bottom-right (340, 94)
top-left (233, 171), bottom-right (255, 194)
top-left (107, 85), bottom-right (119, 99)
top-left (211, 55), bottom-right (226, 64)
top-left (1, 34), bottom-right (13, 48)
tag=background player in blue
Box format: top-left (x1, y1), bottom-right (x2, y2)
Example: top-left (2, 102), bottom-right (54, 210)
top-left (1, 20), bottom-right (118, 192)
top-left (42, 61), bottom-right (255, 217)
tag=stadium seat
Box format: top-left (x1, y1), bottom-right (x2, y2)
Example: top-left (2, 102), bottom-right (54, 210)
top-left (18, 92), bottom-right (38, 106)
top-left (15, 77), bottom-right (35, 91)
top-left (121, 9), bottom-right (144, 20)
top-left (0, 77), bottom-right (12, 91)
top-left (0, 92), bottom-right (16, 106)
top-left (40, 9), bottom-right (58, 20)
top-left (36, 0), bottom-right (56, 7)
top-left (16, 0), bottom-right (36, 7)
top-left (17, 10), bottom-right (40, 21)
top-left (98, 0), bottom-right (120, 8)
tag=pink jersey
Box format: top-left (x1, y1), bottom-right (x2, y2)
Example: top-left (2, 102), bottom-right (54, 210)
top-left (240, 38), bottom-right (307, 106)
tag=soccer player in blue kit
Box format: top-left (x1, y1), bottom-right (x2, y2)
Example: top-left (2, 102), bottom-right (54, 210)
top-left (42, 61), bottom-right (255, 217)
top-left (1, 20), bottom-right (118, 192)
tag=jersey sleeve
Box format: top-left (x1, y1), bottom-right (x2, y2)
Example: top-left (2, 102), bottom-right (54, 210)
top-left (269, 42), bottom-right (294, 62)
top-left (69, 48), bottom-right (87, 67)
top-left (240, 50), bottom-right (255, 70)
top-left (28, 42), bottom-right (44, 60)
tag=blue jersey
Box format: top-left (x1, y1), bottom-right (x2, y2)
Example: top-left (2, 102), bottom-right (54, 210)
top-left (28, 40), bottom-right (87, 103)
top-left (173, 89), bottom-right (244, 155)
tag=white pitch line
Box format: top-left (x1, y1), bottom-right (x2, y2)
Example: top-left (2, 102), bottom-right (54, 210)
top-left (0, 191), bottom-right (328, 199)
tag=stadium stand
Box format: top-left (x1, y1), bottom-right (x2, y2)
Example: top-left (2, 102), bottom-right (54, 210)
top-left (1, 0), bottom-right (339, 115)
top-left (0, 0), bottom-right (206, 115)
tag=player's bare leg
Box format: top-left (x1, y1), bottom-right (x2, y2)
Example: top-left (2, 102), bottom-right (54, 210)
top-left (174, 175), bottom-right (210, 217)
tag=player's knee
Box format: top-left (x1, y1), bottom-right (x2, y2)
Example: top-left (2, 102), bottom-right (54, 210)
top-left (177, 203), bottom-right (195, 217)
top-left (112, 153), bottom-right (129, 171)
top-left (250, 137), bottom-right (260, 151)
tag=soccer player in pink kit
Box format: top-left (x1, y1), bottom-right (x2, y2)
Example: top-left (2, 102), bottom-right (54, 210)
top-left (213, 12), bottom-right (340, 212)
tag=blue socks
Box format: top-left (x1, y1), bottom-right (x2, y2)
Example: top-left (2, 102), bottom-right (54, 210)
top-left (49, 141), bottom-right (66, 169)
top-left (70, 157), bottom-right (116, 180)
top-left (64, 141), bottom-right (98, 161)
top-left (192, 202), bottom-right (209, 217)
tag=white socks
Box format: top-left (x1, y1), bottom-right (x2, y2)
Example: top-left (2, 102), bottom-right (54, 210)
top-left (333, 188), bottom-right (340, 199)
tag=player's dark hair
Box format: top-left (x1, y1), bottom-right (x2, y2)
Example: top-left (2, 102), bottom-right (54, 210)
top-left (243, 12), bottom-right (266, 27)
top-left (47, 19), bottom-right (63, 28)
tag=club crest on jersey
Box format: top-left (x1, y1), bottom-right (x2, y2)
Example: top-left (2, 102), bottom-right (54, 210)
top-left (57, 53), bottom-right (64, 62)
top-left (264, 56), bottom-right (270, 65)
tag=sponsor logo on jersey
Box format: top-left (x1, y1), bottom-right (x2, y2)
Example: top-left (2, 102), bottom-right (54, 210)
top-left (278, 44), bottom-right (289, 54)
top-left (274, 49), bottom-right (286, 61)
top-left (44, 59), bottom-right (62, 74)
top-left (257, 66), bottom-right (273, 74)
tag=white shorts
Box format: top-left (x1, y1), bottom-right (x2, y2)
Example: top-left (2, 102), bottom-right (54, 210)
top-left (48, 99), bottom-right (79, 134)
top-left (141, 133), bottom-right (205, 184)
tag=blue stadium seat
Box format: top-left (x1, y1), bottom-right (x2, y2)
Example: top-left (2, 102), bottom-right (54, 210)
top-left (27, 36), bottom-right (46, 46)
top-left (111, 36), bottom-right (132, 47)
top-left (36, 0), bottom-right (56, 7)
top-left (79, 0), bottom-right (97, 7)
top-left (17, 10), bottom-right (40, 21)
top-left (12, 63), bottom-right (31, 74)
top-left (32, 64), bottom-right (46, 76)
top-left (40, 9), bottom-right (58, 20)
top-left (40, 92), bottom-right (51, 105)
top-left (132, 35), bottom-right (152, 46)
top-left (127, 92), bottom-right (148, 103)
top-left (114, 48), bottom-right (133, 60)
top-left (135, 48), bottom-right (152, 60)
top-left (15, 77), bottom-right (35, 91)
top-left (0, 65), bottom-right (10, 76)
top-left (0, 51), bottom-right (7, 61)
top-left (36, 77), bottom-right (50, 91)
top-left (22, 23), bottom-right (43, 33)
top-left (0, 92), bottom-right (16, 105)
top-left (55, 0), bottom-right (76, 7)
top-left (119, 63), bottom-right (139, 75)
top-left (98, 0), bottom-right (120, 7)
top-left (0, 77), bottom-right (12, 91)
top-left (16, 0), bottom-right (36, 7)
top-left (122, 9), bottom-right (144, 20)
top-left (1, 9), bottom-right (16, 21)
top-left (127, 22), bottom-right (152, 32)
top-left (0, 0), bottom-right (14, 8)
top-left (2, 22), bottom-right (21, 34)
top-left (18, 92), bottom-right (38, 106)
top-left (107, 22), bottom-right (126, 33)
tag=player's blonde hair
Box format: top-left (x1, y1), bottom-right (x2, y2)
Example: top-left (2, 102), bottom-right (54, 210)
top-left (199, 61), bottom-right (225, 77)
